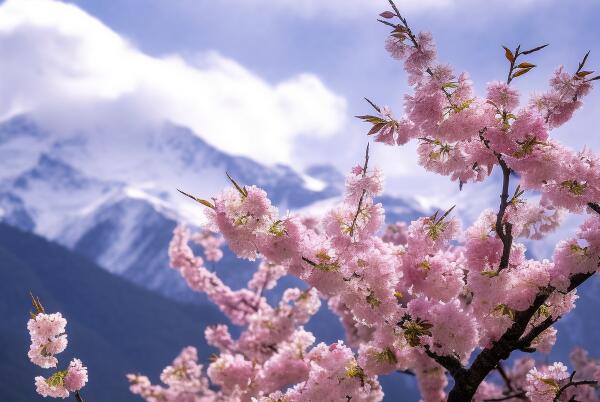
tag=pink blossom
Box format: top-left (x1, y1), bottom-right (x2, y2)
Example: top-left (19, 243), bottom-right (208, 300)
top-left (64, 359), bottom-right (88, 392)
top-left (121, 16), bottom-right (600, 402)
top-left (487, 81), bottom-right (520, 111)
top-left (205, 324), bottom-right (234, 353)
top-left (207, 353), bottom-right (254, 393)
top-left (382, 221), bottom-right (409, 245)
top-left (27, 313), bottom-right (68, 369)
top-left (525, 362), bottom-right (569, 402)
top-left (192, 230), bottom-right (224, 262)
top-left (35, 376), bottom-right (69, 399)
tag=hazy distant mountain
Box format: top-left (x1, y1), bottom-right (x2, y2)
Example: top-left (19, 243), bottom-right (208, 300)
top-left (0, 115), bottom-right (428, 301)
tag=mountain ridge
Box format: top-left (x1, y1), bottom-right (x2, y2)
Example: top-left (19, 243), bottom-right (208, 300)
top-left (0, 114), bottom-right (429, 301)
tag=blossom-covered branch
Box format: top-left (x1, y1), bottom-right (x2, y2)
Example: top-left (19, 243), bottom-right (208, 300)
top-left (27, 294), bottom-right (88, 400)
top-left (125, 0), bottom-right (600, 401)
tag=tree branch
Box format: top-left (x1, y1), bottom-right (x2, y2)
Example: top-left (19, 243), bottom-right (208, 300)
top-left (423, 346), bottom-right (466, 379)
top-left (589, 202), bottom-right (600, 215)
top-left (349, 143), bottom-right (370, 238)
top-left (496, 363), bottom-right (514, 392)
top-left (447, 272), bottom-right (595, 402)
top-left (517, 315), bottom-right (557, 352)
top-left (553, 371), bottom-right (598, 402)
top-left (495, 158), bottom-right (514, 274)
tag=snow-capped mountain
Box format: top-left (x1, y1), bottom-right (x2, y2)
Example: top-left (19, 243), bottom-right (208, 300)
top-left (0, 115), bottom-right (428, 301)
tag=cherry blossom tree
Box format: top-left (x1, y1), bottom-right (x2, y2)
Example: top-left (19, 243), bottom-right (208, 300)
top-left (126, 1), bottom-right (600, 401)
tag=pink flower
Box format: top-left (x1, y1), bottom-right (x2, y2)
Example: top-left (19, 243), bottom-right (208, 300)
top-left (28, 313), bottom-right (68, 369)
top-left (207, 353), bottom-right (254, 392)
top-left (487, 81), bottom-right (520, 111)
top-left (64, 359), bottom-right (88, 392)
top-left (35, 376), bottom-right (69, 399)
top-left (525, 362), bottom-right (570, 402)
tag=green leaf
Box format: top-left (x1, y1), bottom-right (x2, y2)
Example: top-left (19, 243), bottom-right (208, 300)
top-left (366, 290), bottom-right (381, 308)
top-left (226, 172), bottom-right (248, 197)
top-left (516, 62), bottom-right (536, 68)
top-left (177, 189), bottom-right (215, 209)
top-left (374, 348), bottom-right (398, 364)
top-left (364, 97), bottom-right (381, 113)
top-left (521, 43), bottom-right (549, 55)
top-left (512, 67), bottom-right (534, 78)
top-left (268, 220), bottom-right (286, 237)
top-left (356, 115), bottom-right (387, 125)
top-left (503, 46), bottom-right (515, 63)
top-left (367, 122), bottom-right (386, 136)
top-left (46, 370), bottom-right (68, 387)
top-left (576, 70), bottom-right (594, 79)
top-left (442, 81), bottom-right (459, 89)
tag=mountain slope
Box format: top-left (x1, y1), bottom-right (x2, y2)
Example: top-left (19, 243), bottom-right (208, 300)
top-left (0, 223), bottom-right (224, 402)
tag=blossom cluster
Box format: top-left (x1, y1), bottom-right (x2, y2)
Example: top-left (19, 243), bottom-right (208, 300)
top-left (376, 13), bottom-right (600, 213)
top-left (131, 155), bottom-right (600, 401)
top-left (474, 350), bottom-right (600, 402)
top-left (27, 297), bottom-right (88, 399)
top-left (128, 3), bottom-right (600, 402)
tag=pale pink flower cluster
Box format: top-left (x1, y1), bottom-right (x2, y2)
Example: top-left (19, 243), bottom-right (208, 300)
top-left (381, 221), bottom-right (409, 245)
top-left (138, 152), bottom-right (599, 400)
top-left (28, 312), bottom-right (67, 368)
top-left (525, 362), bottom-right (570, 402)
top-left (169, 225), bottom-right (262, 325)
top-left (28, 311), bottom-right (88, 398)
top-left (487, 81), bottom-right (520, 111)
top-left (550, 213), bottom-right (600, 291)
top-left (128, 347), bottom-right (217, 401)
top-left (475, 354), bottom-right (600, 402)
top-left (532, 66), bottom-right (593, 129)
top-left (503, 199), bottom-right (564, 240)
top-left (378, 15), bottom-right (600, 213)
top-left (192, 230), bottom-right (224, 262)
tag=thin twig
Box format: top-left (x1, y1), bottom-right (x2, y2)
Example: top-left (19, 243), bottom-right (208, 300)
top-left (348, 143), bottom-right (370, 238)
top-left (506, 45), bottom-right (521, 85)
top-left (496, 363), bottom-right (514, 392)
top-left (553, 371), bottom-right (598, 402)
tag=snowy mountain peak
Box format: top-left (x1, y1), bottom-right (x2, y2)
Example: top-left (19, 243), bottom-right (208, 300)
top-left (0, 114), bottom-right (46, 143)
top-left (0, 114), bottom-right (430, 301)
top-left (14, 153), bottom-right (96, 190)
top-left (0, 115), bottom-right (355, 299)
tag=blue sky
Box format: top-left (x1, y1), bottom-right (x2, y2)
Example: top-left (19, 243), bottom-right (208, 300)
top-left (1, 0), bottom-right (599, 200)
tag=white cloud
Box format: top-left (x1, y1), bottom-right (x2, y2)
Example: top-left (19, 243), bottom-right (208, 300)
top-left (227, 0), bottom-right (548, 18)
top-left (229, 0), bottom-right (452, 17)
top-left (0, 0), bottom-right (347, 165)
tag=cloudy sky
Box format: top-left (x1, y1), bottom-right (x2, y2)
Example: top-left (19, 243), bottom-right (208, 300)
top-left (1, 0), bottom-right (599, 201)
